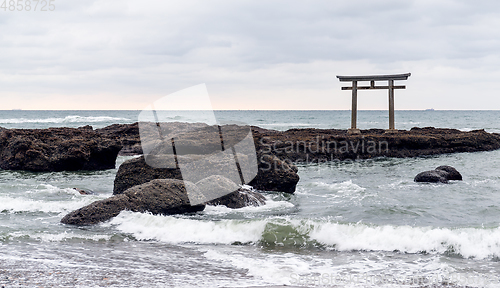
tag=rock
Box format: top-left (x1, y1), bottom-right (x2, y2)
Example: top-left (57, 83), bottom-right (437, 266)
top-left (414, 165), bottom-right (462, 183)
top-left (113, 155), bottom-right (269, 207)
top-left (195, 175), bottom-right (266, 208)
top-left (251, 126), bottom-right (500, 161)
top-left (0, 126), bottom-right (122, 172)
top-left (249, 154), bottom-right (300, 193)
top-left (96, 122), bottom-right (214, 156)
top-left (61, 179), bottom-right (205, 225)
top-left (123, 179), bottom-right (204, 215)
top-left (61, 194), bottom-right (130, 225)
top-left (102, 122), bottom-right (300, 193)
top-left (207, 186), bottom-right (266, 209)
top-left (414, 170), bottom-right (450, 183)
top-left (96, 121), bottom-right (500, 161)
top-left (194, 175), bottom-right (240, 203)
top-left (73, 188), bottom-right (96, 195)
top-left (435, 165), bottom-right (462, 180)
top-left (96, 123), bottom-right (143, 156)
top-left (113, 154), bottom-right (300, 195)
top-left (113, 155), bottom-right (182, 195)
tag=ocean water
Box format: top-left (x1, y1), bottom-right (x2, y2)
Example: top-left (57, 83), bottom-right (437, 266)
top-left (1, 110), bottom-right (500, 287)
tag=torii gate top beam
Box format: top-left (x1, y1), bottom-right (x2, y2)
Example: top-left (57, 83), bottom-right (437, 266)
top-left (336, 73), bottom-right (411, 82)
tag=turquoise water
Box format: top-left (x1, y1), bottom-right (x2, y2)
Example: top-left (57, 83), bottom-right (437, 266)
top-left (1, 110), bottom-right (500, 287)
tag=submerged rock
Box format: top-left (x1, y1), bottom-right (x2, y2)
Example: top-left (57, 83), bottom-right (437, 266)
top-left (414, 170), bottom-right (450, 183)
top-left (0, 126), bottom-right (122, 172)
top-left (435, 165), bottom-right (462, 180)
top-left (414, 165), bottom-right (463, 183)
top-left (61, 179), bottom-right (205, 225)
top-left (207, 185), bottom-right (266, 209)
top-left (73, 188), bottom-right (96, 195)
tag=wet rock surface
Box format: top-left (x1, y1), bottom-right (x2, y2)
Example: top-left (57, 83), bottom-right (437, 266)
top-left (113, 154), bottom-right (300, 194)
top-left (252, 126), bottom-right (500, 162)
top-left (0, 126), bottom-right (122, 172)
top-left (62, 176), bottom-right (266, 225)
top-left (414, 165), bottom-right (463, 183)
top-left (61, 179), bottom-right (205, 225)
top-left (248, 154), bottom-right (299, 193)
top-left (207, 187), bottom-right (266, 209)
top-left (98, 122), bottom-right (500, 162)
top-left (113, 155), bottom-right (182, 195)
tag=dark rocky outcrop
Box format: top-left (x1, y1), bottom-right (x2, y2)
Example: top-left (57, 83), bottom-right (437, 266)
top-left (96, 122), bottom-right (500, 162)
top-left (96, 122), bottom-right (213, 156)
top-left (435, 165), bottom-right (462, 180)
top-left (251, 126), bottom-right (500, 162)
top-left (113, 155), bottom-right (182, 195)
top-left (414, 166), bottom-right (463, 183)
top-left (96, 123), bottom-right (142, 156)
top-left (62, 175), bottom-right (266, 225)
top-left (61, 194), bottom-right (130, 225)
top-left (249, 154), bottom-right (299, 193)
top-left (414, 170), bottom-right (450, 183)
top-left (0, 126), bottom-right (122, 172)
top-left (61, 179), bottom-right (205, 225)
top-left (113, 154), bottom-right (300, 194)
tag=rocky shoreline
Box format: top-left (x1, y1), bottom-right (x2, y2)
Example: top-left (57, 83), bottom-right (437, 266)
top-left (2, 122), bottom-right (500, 225)
top-left (2, 123), bottom-right (499, 172)
top-left (0, 126), bottom-right (122, 172)
top-left (94, 122), bottom-right (500, 160)
top-left (251, 126), bottom-right (500, 162)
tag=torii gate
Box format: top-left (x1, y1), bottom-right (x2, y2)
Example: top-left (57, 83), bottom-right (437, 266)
top-left (337, 73), bottom-right (411, 134)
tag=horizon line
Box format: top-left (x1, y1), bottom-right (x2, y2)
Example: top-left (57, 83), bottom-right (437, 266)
top-left (2, 109), bottom-right (500, 111)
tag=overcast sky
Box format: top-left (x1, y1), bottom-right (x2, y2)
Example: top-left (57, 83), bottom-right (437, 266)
top-left (1, 0), bottom-right (500, 110)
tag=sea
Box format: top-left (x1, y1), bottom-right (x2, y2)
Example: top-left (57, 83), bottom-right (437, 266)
top-left (2, 110), bottom-right (500, 287)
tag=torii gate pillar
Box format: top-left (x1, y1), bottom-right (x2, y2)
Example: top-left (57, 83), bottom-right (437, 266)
top-left (337, 73), bottom-right (411, 134)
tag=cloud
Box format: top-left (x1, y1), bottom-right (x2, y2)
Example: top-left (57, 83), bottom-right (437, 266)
top-left (1, 0), bottom-right (500, 109)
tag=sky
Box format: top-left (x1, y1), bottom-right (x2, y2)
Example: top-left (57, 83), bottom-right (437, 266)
top-left (1, 0), bottom-right (500, 110)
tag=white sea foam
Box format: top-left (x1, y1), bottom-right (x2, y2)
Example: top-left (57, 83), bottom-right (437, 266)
top-left (258, 123), bottom-right (312, 127)
top-left (199, 247), bottom-right (464, 288)
top-left (200, 248), bottom-right (459, 287)
top-left (314, 180), bottom-right (366, 194)
top-left (0, 115), bottom-right (129, 124)
top-left (310, 222), bottom-right (500, 259)
top-left (25, 184), bottom-right (82, 195)
top-left (108, 211), bottom-right (267, 244)
top-left (202, 248), bottom-right (322, 285)
top-left (203, 196), bottom-right (294, 215)
top-left (8, 231), bottom-right (112, 242)
top-left (0, 195), bottom-right (106, 213)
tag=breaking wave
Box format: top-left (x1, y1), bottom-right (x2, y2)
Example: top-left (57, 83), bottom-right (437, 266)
top-left (0, 115), bottom-right (129, 124)
top-left (108, 212), bottom-right (500, 260)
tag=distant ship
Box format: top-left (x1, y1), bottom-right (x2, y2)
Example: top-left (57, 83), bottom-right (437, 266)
top-left (12, 109), bottom-right (22, 111)
top-left (425, 108), bottom-right (435, 111)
